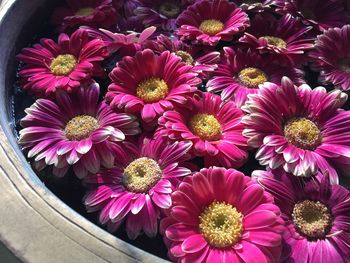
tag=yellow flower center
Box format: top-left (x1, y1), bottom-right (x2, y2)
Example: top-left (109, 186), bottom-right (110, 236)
top-left (284, 118), bottom-right (321, 150)
top-left (75, 7), bottom-right (95, 16)
top-left (123, 157), bottom-right (162, 193)
top-left (263, 36), bottom-right (287, 48)
top-left (159, 2), bottom-right (180, 18)
top-left (136, 78), bottom-right (169, 103)
top-left (199, 201), bottom-right (243, 248)
top-left (238, 67), bottom-right (268, 88)
top-left (65, 115), bottom-right (99, 141)
top-left (292, 200), bottom-right (332, 239)
top-left (50, 54), bottom-right (77, 76)
top-left (189, 114), bottom-right (222, 141)
top-left (199, 19), bottom-right (224, 36)
top-left (175, 50), bottom-right (194, 65)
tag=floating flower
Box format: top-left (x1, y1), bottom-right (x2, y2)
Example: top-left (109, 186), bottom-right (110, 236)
top-left (159, 92), bottom-right (248, 168)
top-left (274, 0), bottom-right (348, 31)
top-left (135, 0), bottom-right (195, 31)
top-left (234, 0), bottom-right (275, 13)
top-left (145, 34), bottom-right (220, 76)
top-left (18, 83), bottom-right (140, 178)
top-left (253, 169), bottom-right (350, 263)
top-left (310, 25), bottom-right (350, 91)
top-left (239, 14), bottom-right (314, 65)
top-left (84, 136), bottom-right (192, 239)
top-left (82, 26), bottom-right (157, 55)
top-left (52, 0), bottom-right (119, 32)
top-left (161, 167), bottom-right (285, 263)
top-left (106, 49), bottom-right (201, 125)
top-left (206, 48), bottom-right (304, 106)
top-left (16, 29), bottom-right (109, 97)
top-left (176, 0), bottom-right (249, 46)
top-left (242, 77), bottom-right (350, 183)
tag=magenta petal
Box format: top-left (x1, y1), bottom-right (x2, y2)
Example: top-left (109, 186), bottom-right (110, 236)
top-left (76, 138), bottom-right (93, 154)
top-left (244, 210), bottom-right (277, 230)
top-left (236, 240), bottom-right (269, 263)
top-left (181, 234), bottom-right (207, 253)
top-left (166, 223), bottom-right (198, 242)
top-left (131, 194), bottom-right (146, 215)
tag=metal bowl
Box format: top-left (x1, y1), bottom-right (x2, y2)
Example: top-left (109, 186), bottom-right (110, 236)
top-left (0, 1), bottom-right (166, 262)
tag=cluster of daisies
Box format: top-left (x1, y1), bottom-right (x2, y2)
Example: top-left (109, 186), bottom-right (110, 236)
top-left (15, 0), bottom-right (350, 262)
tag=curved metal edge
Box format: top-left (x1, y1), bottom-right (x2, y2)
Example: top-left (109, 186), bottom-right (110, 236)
top-left (0, 1), bottom-right (167, 262)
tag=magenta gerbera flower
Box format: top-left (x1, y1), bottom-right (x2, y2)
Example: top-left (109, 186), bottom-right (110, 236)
top-left (239, 14), bottom-right (314, 65)
top-left (83, 136), bottom-right (192, 239)
top-left (233, 0), bottom-right (275, 13)
top-left (310, 25), bottom-right (350, 91)
top-left (158, 92), bottom-right (248, 168)
top-left (16, 29), bottom-right (109, 97)
top-left (82, 26), bottom-right (157, 55)
top-left (176, 0), bottom-right (249, 46)
top-left (144, 34), bottom-right (220, 76)
top-left (242, 77), bottom-right (350, 183)
top-left (206, 48), bottom-right (304, 106)
top-left (274, 0), bottom-right (348, 32)
top-left (106, 49), bottom-right (201, 125)
top-left (135, 0), bottom-right (196, 31)
top-left (18, 83), bottom-right (140, 178)
top-left (52, 0), bottom-right (119, 32)
top-left (161, 167), bottom-right (285, 263)
top-left (253, 169), bottom-right (350, 263)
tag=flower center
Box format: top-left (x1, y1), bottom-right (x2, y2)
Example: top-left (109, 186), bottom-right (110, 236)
top-left (123, 157), bottom-right (162, 193)
top-left (50, 54), bottom-right (77, 76)
top-left (199, 201), bottom-right (243, 248)
top-left (159, 2), bottom-right (180, 18)
top-left (136, 78), bottom-right (169, 103)
top-left (65, 115), bottom-right (99, 141)
top-left (199, 19), bottom-right (224, 36)
top-left (284, 118), bottom-right (321, 150)
top-left (75, 7), bottom-right (95, 16)
top-left (175, 51), bottom-right (194, 65)
top-left (292, 200), bottom-right (332, 239)
top-left (238, 67), bottom-right (268, 88)
top-left (338, 57), bottom-right (350, 73)
top-left (189, 114), bottom-right (222, 141)
top-left (263, 36), bottom-right (287, 48)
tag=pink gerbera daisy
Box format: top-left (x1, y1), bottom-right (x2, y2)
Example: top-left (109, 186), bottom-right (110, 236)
top-left (161, 167), bottom-right (285, 263)
top-left (274, 0), bottom-right (348, 32)
top-left (16, 29), bottom-right (109, 97)
top-left (158, 92), bottom-right (248, 168)
top-left (233, 0), bottom-right (275, 13)
top-left (83, 136), bottom-right (192, 239)
top-left (310, 25), bottom-right (350, 91)
top-left (253, 169), bottom-right (350, 263)
top-left (242, 77), bottom-right (350, 183)
top-left (176, 0), bottom-right (249, 46)
top-left (144, 34), bottom-right (220, 77)
top-left (206, 47), bottom-right (304, 106)
top-left (52, 0), bottom-right (119, 32)
top-left (106, 49), bottom-right (201, 126)
top-left (239, 14), bottom-right (314, 65)
top-left (135, 0), bottom-right (196, 31)
top-left (18, 83), bottom-right (140, 178)
top-left (82, 26), bottom-right (157, 55)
